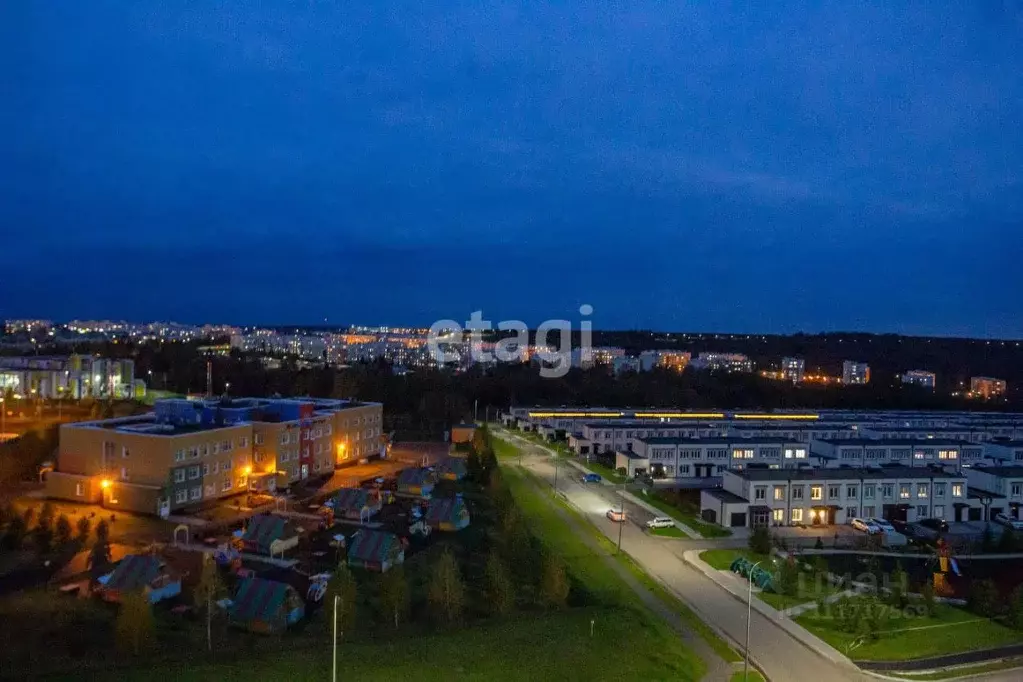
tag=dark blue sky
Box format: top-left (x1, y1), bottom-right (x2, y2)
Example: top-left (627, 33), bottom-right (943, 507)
top-left (4, 3), bottom-right (1022, 336)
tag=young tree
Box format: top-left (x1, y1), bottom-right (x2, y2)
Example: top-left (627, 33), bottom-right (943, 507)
top-left (748, 526), bottom-right (771, 555)
top-left (378, 564), bottom-right (410, 629)
top-left (888, 563), bottom-right (908, 609)
top-left (87, 535), bottom-right (112, 589)
top-left (329, 562), bottom-right (358, 641)
top-left (55, 514), bottom-right (73, 546)
top-left (116, 590), bottom-right (155, 655)
top-left (76, 515), bottom-right (91, 541)
top-left (38, 501), bottom-right (55, 527)
top-left (483, 550), bottom-right (515, 615)
top-left (968, 579), bottom-right (1000, 619)
top-left (981, 524), bottom-right (996, 553)
top-left (539, 552), bottom-right (570, 609)
top-left (427, 549), bottom-right (465, 626)
top-left (32, 510), bottom-right (54, 554)
top-left (1007, 585), bottom-right (1023, 630)
top-left (3, 514), bottom-right (27, 550)
top-left (95, 519), bottom-right (110, 544)
top-left (920, 580), bottom-right (937, 618)
top-left (773, 556), bottom-right (801, 600)
top-left (193, 555), bottom-right (226, 651)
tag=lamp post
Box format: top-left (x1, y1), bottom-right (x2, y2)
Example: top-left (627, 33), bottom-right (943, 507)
top-left (0, 397), bottom-right (5, 438)
top-left (617, 484), bottom-right (625, 554)
top-left (744, 560), bottom-right (764, 682)
top-left (332, 593), bottom-right (339, 682)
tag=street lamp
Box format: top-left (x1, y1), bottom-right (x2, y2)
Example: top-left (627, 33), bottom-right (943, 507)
top-left (744, 560), bottom-right (764, 682)
top-left (617, 484), bottom-right (625, 554)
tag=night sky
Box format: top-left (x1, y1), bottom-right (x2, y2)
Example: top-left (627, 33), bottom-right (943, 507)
top-left (4, 3), bottom-right (1022, 336)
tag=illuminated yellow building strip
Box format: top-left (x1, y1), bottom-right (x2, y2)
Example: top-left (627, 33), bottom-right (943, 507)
top-left (527, 412), bottom-right (623, 418)
top-left (633, 412), bottom-right (726, 419)
top-left (734, 414), bottom-right (819, 420)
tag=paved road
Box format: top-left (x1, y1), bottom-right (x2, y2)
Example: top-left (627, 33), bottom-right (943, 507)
top-left (499, 429), bottom-right (867, 682)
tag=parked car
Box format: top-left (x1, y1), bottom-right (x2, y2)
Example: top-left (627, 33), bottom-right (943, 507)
top-left (870, 518), bottom-right (897, 534)
top-left (581, 473), bottom-right (602, 484)
top-left (994, 513), bottom-right (1023, 531)
top-left (917, 518), bottom-right (950, 533)
top-left (606, 508), bottom-right (626, 523)
top-left (849, 517), bottom-right (880, 534)
top-left (646, 517), bottom-right (674, 529)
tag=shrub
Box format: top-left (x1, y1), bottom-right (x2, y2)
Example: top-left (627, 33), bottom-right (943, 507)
top-left (539, 552), bottom-right (570, 609)
top-left (748, 526), bottom-right (771, 555)
top-left (968, 579), bottom-right (1000, 619)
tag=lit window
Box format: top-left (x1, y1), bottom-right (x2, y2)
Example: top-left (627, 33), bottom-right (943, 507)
top-left (917, 484), bottom-right (928, 498)
top-left (811, 486), bottom-right (823, 501)
top-left (174, 469), bottom-right (185, 483)
top-left (952, 484), bottom-right (963, 497)
top-left (222, 478), bottom-right (232, 491)
top-left (773, 486), bottom-right (785, 501)
top-left (791, 509), bottom-right (803, 522)
top-left (772, 509), bottom-right (784, 522)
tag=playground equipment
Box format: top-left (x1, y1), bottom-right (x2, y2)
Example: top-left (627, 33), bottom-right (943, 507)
top-left (409, 520), bottom-right (432, 538)
top-left (306, 573), bottom-right (330, 602)
top-left (932, 538), bottom-right (962, 597)
top-left (730, 557), bottom-right (775, 592)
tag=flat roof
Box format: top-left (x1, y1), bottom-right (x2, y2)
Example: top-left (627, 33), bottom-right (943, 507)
top-left (814, 438), bottom-right (971, 447)
top-left (970, 466), bottom-right (1023, 478)
top-left (704, 489), bottom-right (749, 504)
top-left (637, 437), bottom-right (802, 446)
top-left (730, 466), bottom-right (962, 482)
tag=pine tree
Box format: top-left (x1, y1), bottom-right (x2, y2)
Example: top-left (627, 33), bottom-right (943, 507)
top-left (329, 561), bottom-right (358, 640)
top-left (539, 552), bottom-right (570, 609)
top-left (483, 550), bottom-right (514, 615)
top-left (427, 549), bottom-right (465, 626)
top-left (378, 564), bottom-right (409, 629)
top-left (116, 590), bottom-right (154, 655)
top-left (76, 516), bottom-right (91, 541)
top-left (55, 515), bottom-right (73, 546)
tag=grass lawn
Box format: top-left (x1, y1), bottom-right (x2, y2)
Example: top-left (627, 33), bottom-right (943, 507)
top-left (795, 598), bottom-right (1023, 661)
top-left (492, 434), bottom-right (520, 460)
top-left (699, 549), bottom-right (772, 571)
top-left (576, 459), bottom-right (627, 484)
top-left (894, 658), bottom-right (1023, 680)
top-left (755, 582), bottom-right (843, 612)
top-left (99, 608), bottom-right (698, 682)
top-left (637, 492), bottom-right (732, 538)
top-left (649, 526), bottom-right (688, 538)
top-left (729, 671), bottom-right (766, 682)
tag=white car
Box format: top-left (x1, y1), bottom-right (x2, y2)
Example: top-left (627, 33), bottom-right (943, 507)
top-left (995, 513), bottom-right (1023, 531)
top-left (870, 518), bottom-right (897, 534)
top-left (646, 517), bottom-right (674, 529)
top-left (850, 517), bottom-right (880, 534)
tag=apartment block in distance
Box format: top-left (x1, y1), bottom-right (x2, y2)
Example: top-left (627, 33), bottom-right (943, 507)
top-left (842, 360), bottom-right (870, 385)
top-left (45, 396), bottom-right (384, 516)
top-left (781, 357), bottom-right (805, 383)
top-left (970, 377), bottom-right (1007, 400)
top-left (901, 370), bottom-right (936, 390)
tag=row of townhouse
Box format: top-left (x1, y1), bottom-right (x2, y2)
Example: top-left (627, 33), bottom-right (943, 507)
top-left (701, 466), bottom-right (969, 528)
top-left (46, 396), bottom-right (384, 516)
top-left (627, 437), bottom-right (811, 479)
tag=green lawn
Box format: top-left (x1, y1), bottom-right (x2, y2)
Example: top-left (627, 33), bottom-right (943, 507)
top-left (730, 671), bottom-right (766, 682)
top-left (649, 526), bottom-right (688, 538)
top-left (580, 460), bottom-right (627, 484)
top-left (492, 434), bottom-right (520, 460)
top-left (98, 608), bottom-right (702, 682)
top-left (636, 492), bottom-right (732, 538)
top-left (893, 658), bottom-right (1023, 680)
top-left (699, 549), bottom-right (772, 571)
top-left (796, 598), bottom-right (1023, 661)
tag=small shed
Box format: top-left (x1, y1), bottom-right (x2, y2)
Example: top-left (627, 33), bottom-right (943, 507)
top-left (450, 423), bottom-right (477, 445)
top-left (397, 467), bottom-right (436, 497)
top-left (100, 554), bottom-right (181, 604)
top-left (425, 497), bottom-right (471, 532)
top-left (242, 515), bottom-right (300, 556)
top-left (229, 577), bottom-right (305, 634)
top-left (436, 458), bottom-right (468, 481)
top-left (347, 530), bottom-right (405, 573)
top-left (332, 488), bottom-right (382, 522)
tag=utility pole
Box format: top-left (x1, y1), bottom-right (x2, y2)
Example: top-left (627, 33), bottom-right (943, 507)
top-left (206, 359), bottom-right (213, 399)
top-left (553, 453), bottom-right (559, 493)
top-left (617, 488), bottom-right (625, 554)
top-left (473, 399), bottom-right (478, 422)
top-left (333, 593), bottom-right (339, 682)
top-left (744, 560), bottom-right (764, 682)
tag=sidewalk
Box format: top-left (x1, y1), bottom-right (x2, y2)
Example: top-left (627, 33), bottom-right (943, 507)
top-left (682, 549), bottom-right (855, 669)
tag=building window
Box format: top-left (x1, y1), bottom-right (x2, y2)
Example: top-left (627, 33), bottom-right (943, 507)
top-left (882, 484), bottom-right (894, 498)
top-left (828, 485), bottom-right (840, 500)
top-left (952, 484), bottom-right (963, 497)
top-left (679, 465), bottom-right (690, 475)
top-left (917, 484), bottom-right (928, 498)
top-left (189, 466), bottom-right (200, 480)
top-left (863, 506), bottom-right (875, 518)
top-left (189, 487), bottom-right (201, 501)
top-left (846, 506), bottom-right (857, 518)
top-left (174, 450), bottom-right (185, 463)
top-left (863, 485), bottom-right (874, 499)
top-left (254, 452), bottom-right (264, 463)
top-left (281, 432), bottom-right (290, 445)
top-left (811, 486), bottom-right (823, 501)
top-left (792, 486), bottom-right (804, 500)
top-left (174, 469), bottom-right (185, 483)
top-left (935, 483), bottom-right (946, 498)
top-left (239, 437), bottom-right (249, 448)
top-left (899, 485), bottom-right (910, 499)
top-left (200, 444), bottom-right (209, 457)
top-left (175, 490), bottom-right (187, 503)
top-left (205, 484), bottom-right (215, 497)
top-left (784, 449), bottom-right (794, 459)
top-left (772, 509), bottom-right (784, 522)
top-left (325, 425), bottom-right (332, 435)
top-left (221, 440), bottom-right (233, 452)
top-left (933, 505), bottom-right (945, 518)
top-left (212, 462), bottom-right (219, 474)
top-left (202, 463), bottom-right (210, 476)
top-left (847, 486), bottom-right (858, 498)
top-left (75, 483), bottom-right (83, 497)
top-left (237, 477), bottom-right (247, 489)
top-left (773, 486), bottom-right (785, 501)
top-left (794, 449), bottom-right (806, 459)
top-left (121, 446), bottom-right (130, 459)
top-left (223, 459), bottom-right (232, 470)
top-left (754, 487), bottom-right (766, 500)
top-left (255, 433), bottom-right (264, 445)
top-left (938, 450), bottom-right (957, 460)
top-left (917, 505), bottom-right (928, 518)
top-left (733, 449), bottom-right (754, 459)
top-left (1012, 483), bottom-right (1022, 498)
top-left (222, 478), bottom-right (231, 491)
top-left (791, 508), bottom-right (803, 523)
top-left (213, 442), bottom-right (220, 455)
top-left (189, 447), bottom-right (199, 459)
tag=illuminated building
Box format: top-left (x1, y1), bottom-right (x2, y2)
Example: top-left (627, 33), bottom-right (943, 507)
top-left (842, 360), bottom-right (870, 385)
top-left (781, 357), bottom-right (805, 383)
top-left (970, 377), bottom-right (1007, 400)
top-left (901, 370), bottom-right (936, 390)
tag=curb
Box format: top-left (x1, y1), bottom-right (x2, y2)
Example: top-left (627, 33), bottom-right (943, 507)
top-left (681, 550), bottom-right (859, 671)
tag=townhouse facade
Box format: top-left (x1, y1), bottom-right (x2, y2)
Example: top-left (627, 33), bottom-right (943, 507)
top-left (701, 466), bottom-right (968, 528)
top-left (632, 437), bottom-right (811, 479)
